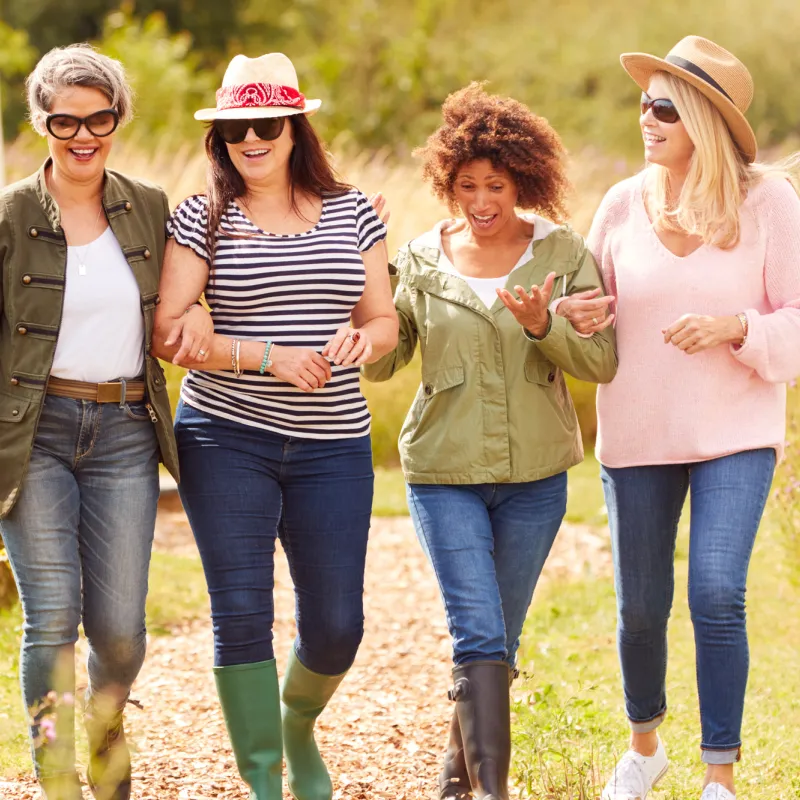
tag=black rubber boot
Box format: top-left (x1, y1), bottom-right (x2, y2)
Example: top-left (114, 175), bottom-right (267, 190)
top-left (449, 661), bottom-right (511, 800)
top-left (438, 708), bottom-right (471, 799)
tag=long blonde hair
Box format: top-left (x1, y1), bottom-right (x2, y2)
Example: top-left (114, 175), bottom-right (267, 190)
top-left (645, 71), bottom-right (800, 249)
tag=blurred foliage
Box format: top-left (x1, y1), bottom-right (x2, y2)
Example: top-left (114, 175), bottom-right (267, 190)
top-left (0, 20), bottom-right (36, 142)
top-left (3, 0), bottom-right (800, 154)
top-left (98, 8), bottom-right (217, 141)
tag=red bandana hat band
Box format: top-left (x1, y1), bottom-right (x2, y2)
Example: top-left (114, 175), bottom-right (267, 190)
top-left (216, 82), bottom-right (306, 112)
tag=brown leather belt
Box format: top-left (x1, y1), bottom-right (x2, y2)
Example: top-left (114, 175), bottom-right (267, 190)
top-left (46, 376), bottom-right (146, 403)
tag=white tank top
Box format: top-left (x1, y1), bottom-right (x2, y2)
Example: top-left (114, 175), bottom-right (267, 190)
top-left (51, 227), bottom-right (145, 382)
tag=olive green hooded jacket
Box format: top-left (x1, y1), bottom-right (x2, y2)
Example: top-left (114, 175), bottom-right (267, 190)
top-left (362, 224), bottom-right (617, 484)
top-left (0, 161), bottom-right (179, 518)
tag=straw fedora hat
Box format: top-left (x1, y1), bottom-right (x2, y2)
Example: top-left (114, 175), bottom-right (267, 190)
top-left (195, 53), bottom-right (321, 121)
top-left (620, 36), bottom-right (757, 163)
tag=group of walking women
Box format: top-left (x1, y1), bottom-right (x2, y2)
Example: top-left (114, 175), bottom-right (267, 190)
top-left (1, 31), bottom-right (798, 800)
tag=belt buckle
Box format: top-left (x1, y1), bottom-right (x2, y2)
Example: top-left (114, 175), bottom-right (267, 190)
top-left (96, 382), bottom-right (121, 403)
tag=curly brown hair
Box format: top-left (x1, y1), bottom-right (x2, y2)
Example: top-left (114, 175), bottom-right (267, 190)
top-left (415, 82), bottom-right (570, 221)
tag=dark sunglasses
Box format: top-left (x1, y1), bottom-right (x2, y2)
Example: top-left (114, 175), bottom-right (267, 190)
top-left (214, 117), bottom-right (286, 145)
top-left (45, 109), bottom-right (120, 140)
top-left (640, 93), bottom-right (681, 124)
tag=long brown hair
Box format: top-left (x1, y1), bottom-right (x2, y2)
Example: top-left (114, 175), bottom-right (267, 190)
top-left (203, 114), bottom-right (352, 260)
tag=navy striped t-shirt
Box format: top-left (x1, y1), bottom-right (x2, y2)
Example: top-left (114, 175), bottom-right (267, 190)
top-left (166, 189), bottom-right (387, 439)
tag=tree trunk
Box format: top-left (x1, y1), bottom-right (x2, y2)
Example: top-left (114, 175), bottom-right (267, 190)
top-left (0, 545), bottom-right (18, 609)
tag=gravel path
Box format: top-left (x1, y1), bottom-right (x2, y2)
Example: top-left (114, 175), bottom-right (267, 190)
top-left (1, 507), bottom-right (610, 799)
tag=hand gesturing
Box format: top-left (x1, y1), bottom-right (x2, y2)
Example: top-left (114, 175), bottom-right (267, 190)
top-left (496, 272), bottom-right (557, 339)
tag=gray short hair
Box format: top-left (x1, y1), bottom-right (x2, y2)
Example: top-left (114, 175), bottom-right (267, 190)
top-left (26, 44), bottom-right (134, 135)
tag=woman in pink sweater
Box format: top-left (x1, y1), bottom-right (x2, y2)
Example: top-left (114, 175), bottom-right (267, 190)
top-left (556, 36), bottom-right (800, 800)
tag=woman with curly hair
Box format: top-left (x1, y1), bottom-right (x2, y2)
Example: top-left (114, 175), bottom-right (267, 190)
top-left (363, 83), bottom-right (617, 799)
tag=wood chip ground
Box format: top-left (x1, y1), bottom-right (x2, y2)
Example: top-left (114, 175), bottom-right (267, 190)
top-left (1, 508), bottom-right (610, 799)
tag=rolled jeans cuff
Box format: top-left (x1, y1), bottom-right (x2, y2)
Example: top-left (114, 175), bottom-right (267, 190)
top-left (628, 710), bottom-right (666, 734)
top-left (701, 745), bottom-right (742, 765)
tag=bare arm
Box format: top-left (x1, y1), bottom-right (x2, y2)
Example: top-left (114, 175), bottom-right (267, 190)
top-left (322, 240), bottom-right (399, 366)
top-left (153, 240), bottom-right (332, 391)
top-left (152, 239), bottom-right (216, 365)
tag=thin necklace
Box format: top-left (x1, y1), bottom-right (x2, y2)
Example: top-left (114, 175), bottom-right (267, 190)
top-left (73, 207), bottom-right (105, 277)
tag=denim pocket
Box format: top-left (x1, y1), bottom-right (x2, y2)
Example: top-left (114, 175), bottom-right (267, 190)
top-left (124, 402), bottom-right (152, 422)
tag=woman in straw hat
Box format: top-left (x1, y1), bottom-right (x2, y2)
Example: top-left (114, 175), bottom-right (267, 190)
top-left (152, 53), bottom-right (397, 800)
top-left (555, 35), bottom-right (800, 800)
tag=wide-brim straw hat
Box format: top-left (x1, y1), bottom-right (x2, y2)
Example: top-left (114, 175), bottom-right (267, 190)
top-left (620, 35), bottom-right (757, 163)
top-left (195, 53), bottom-right (321, 121)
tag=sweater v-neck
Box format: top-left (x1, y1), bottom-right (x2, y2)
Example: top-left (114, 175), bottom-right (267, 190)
top-left (636, 176), bottom-right (706, 261)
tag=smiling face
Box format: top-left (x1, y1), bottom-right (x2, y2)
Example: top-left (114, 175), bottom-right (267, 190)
top-left (452, 159), bottom-right (519, 238)
top-left (46, 86), bottom-right (116, 185)
top-left (225, 116), bottom-right (295, 189)
top-left (641, 74), bottom-right (695, 172)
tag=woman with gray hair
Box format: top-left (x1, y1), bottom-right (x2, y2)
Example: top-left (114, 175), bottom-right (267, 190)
top-left (0, 44), bottom-right (179, 799)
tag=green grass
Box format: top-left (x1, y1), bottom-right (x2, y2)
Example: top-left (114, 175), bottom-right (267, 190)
top-left (373, 467), bottom-right (411, 516)
top-left (371, 452), bottom-right (607, 524)
top-left (513, 515), bottom-right (800, 799)
top-left (144, 553), bottom-right (209, 635)
top-left (0, 606), bottom-right (28, 776)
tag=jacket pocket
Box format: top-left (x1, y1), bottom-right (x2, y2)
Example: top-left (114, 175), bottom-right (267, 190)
top-left (0, 390), bottom-right (32, 423)
top-left (403, 365), bottom-right (466, 457)
top-left (524, 360), bottom-right (558, 387)
top-left (420, 365), bottom-right (465, 398)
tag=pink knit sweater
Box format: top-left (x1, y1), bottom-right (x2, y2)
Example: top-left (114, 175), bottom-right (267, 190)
top-left (589, 171), bottom-right (800, 467)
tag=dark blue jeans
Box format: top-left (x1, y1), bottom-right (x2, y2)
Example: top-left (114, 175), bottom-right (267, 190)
top-left (174, 402), bottom-right (374, 675)
top-left (0, 395), bottom-right (159, 776)
top-left (407, 474), bottom-right (567, 666)
top-left (601, 448), bottom-right (776, 765)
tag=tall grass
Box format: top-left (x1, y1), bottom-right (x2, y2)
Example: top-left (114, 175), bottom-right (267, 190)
top-left (771, 383), bottom-right (800, 578)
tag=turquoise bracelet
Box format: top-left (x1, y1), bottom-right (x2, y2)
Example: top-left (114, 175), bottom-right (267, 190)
top-left (259, 341), bottom-right (274, 375)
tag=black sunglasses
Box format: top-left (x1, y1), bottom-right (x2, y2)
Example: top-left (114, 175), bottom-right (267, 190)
top-left (640, 93), bottom-right (681, 124)
top-left (214, 117), bottom-right (286, 145)
top-left (45, 109), bottom-right (120, 140)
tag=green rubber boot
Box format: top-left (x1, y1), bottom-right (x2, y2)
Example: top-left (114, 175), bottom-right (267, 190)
top-left (214, 660), bottom-right (283, 800)
top-left (281, 649), bottom-right (347, 800)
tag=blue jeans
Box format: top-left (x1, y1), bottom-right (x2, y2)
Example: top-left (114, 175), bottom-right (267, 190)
top-left (174, 401), bottom-right (374, 675)
top-left (601, 448), bottom-right (776, 765)
top-left (407, 474), bottom-right (567, 666)
top-left (0, 395), bottom-right (159, 775)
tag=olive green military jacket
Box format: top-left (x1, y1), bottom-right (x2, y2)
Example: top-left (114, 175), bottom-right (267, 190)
top-left (0, 160), bottom-right (179, 518)
top-left (362, 224), bottom-right (617, 484)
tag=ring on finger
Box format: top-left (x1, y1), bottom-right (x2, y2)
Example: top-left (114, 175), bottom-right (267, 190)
top-left (198, 349), bottom-right (206, 356)
top-left (592, 318), bottom-right (598, 326)
top-left (348, 331), bottom-right (361, 344)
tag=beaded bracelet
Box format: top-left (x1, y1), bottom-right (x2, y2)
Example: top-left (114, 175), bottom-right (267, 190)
top-left (259, 341), bottom-right (274, 375)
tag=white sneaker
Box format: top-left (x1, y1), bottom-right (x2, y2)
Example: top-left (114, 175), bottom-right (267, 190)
top-left (701, 784), bottom-right (735, 800)
top-left (602, 737), bottom-right (669, 799)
